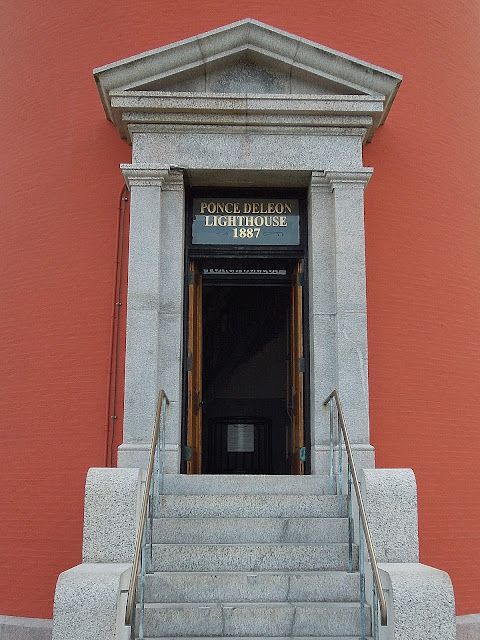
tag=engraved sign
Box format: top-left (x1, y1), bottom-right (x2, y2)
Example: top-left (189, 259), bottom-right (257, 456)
top-left (192, 198), bottom-right (300, 245)
top-left (227, 423), bottom-right (255, 452)
top-left (203, 268), bottom-right (287, 275)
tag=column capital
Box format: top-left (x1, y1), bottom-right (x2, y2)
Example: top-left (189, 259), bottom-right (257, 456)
top-left (325, 168), bottom-right (374, 189)
top-left (309, 171), bottom-right (333, 190)
top-left (309, 168), bottom-right (373, 191)
top-left (162, 168), bottom-right (185, 191)
top-left (120, 164), bottom-right (182, 189)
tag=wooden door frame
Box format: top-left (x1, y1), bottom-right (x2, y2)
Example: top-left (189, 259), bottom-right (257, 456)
top-left (288, 260), bottom-right (305, 474)
top-left (183, 257), bottom-right (308, 474)
top-left (186, 260), bottom-right (203, 473)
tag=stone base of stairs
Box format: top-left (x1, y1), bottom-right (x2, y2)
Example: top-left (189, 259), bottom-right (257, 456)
top-left (456, 614), bottom-right (480, 639)
top-left (50, 467), bottom-right (459, 640)
top-left (0, 616), bottom-right (52, 640)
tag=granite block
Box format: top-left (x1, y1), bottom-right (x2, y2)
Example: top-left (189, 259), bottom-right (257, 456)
top-left (82, 468), bottom-right (143, 563)
top-left (52, 564), bottom-right (131, 640)
top-left (360, 468), bottom-right (419, 563)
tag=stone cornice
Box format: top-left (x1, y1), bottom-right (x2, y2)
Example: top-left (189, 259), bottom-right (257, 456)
top-left (94, 20), bottom-right (401, 145)
top-left (110, 92), bottom-right (381, 142)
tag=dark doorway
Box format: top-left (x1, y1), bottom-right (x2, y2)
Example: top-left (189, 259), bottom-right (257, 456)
top-left (202, 284), bottom-right (290, 474)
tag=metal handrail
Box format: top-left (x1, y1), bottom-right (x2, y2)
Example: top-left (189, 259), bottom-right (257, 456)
top-left (323, 390), bottom-right (387, 629)
top-left (125, 389), bottom-right (169, 630)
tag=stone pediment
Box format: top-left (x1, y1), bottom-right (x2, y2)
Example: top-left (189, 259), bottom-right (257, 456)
top-left (94, 19), bottom-right (401, 142)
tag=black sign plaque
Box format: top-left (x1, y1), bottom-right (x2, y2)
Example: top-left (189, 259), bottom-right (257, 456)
top-left (192, 198), bottom-right (300, 245)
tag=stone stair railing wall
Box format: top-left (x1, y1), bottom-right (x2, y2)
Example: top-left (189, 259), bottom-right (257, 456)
top-left (51, 467), bottom-right (457, 640)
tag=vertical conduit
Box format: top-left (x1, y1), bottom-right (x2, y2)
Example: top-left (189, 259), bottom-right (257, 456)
top-left (104, 184), bottom-right (129, 466)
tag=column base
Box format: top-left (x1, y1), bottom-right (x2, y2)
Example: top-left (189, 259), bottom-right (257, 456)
top-left (117, 443), bottom-right (180, 472)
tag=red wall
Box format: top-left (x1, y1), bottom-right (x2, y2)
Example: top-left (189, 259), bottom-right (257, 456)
top-left (1, 0), bottom-right (479, 619)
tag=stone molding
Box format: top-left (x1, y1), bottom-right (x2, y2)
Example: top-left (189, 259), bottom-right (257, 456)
top-left (111, 93), bottom-right (380, 142)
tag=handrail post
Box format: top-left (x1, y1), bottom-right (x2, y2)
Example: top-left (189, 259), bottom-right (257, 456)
top-left (329, 400), bottom-right (335, 494)
top-left (139, 523), bottom-right (146, 640)
top-left (347, 465), bottom-right (353, 573)
top-left (155, 426), bottom-right (160, 517)
top-left (373, 582), bottom-right (379, 640)
top-left (323, 390), bottom-right (388, 629)
top-left (125, 390), bottom-right (170, 630)
top-left (337, 410), bottom-right (343, 516)
top-left (359, 512), bottom-right (366, 640)
top-left (161, 394), bottom-right (167, 497)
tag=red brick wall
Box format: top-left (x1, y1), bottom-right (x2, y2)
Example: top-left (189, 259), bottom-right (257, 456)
top-left (1, 0), bottom-right (479, 619)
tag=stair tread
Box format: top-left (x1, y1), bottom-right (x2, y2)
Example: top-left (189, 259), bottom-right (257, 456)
top-left (153, 517), bottom-right (347, 520)
top-left (146, 570), bottom-right (359, 576)
top-left (157, 494), bottom-right (346, 518)
top-left (141, 602), bottom-right (367, 608)
top-left (159, 475), bottom-right (334, 496)
top-left (153, 545), bottom-right (353, 549)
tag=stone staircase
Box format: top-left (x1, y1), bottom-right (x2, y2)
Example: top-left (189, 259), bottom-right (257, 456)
top-left (134, 475), bottom-right (372, 640)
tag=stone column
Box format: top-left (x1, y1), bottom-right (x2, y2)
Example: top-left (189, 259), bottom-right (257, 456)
top-left (308, 172), bottom-right (336, 474)
top-left (118, 166), bottom-right (185, 471)
top-left (328, 170), bottom-right (372, 446)
top-left (308, 169), bottom-right (374, 473)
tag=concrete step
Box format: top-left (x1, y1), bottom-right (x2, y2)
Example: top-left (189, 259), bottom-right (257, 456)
top-left (157, 494), bottom-right (345, 518)
top-left (151, 543), bottom-right (358, 572)
top-left (153, 517), bottom-right (348, 544)
top-left (160, 475), bottom-right (333, 496)
top-left (142, 637), bottom-right (372, 640)
top-left (139, 602), bottom-right (371, 637)
top-left (144, 571), bottom-right (361, 603)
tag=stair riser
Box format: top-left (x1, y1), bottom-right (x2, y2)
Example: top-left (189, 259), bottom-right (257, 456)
top-left (139, 603), bottom-right (371, 637)
top-left (157, 495), bottom-right (346, 518)
top-left (160, 475), bottom-right (333, 496)
top-left (144, 571), bottom-right (361, 603)
top-left (141, 637), bottom-right (373, 640)
top-left (151, 544), bottom-right (358, 572)
top-left (153, 517), bottom-right (348, 544)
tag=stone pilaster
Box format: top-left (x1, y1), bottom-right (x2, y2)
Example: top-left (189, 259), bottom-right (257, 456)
top-left (308, 169), bottom-right (374, 474)
top-left (308, 172), bottom-right (335, 473)
top-left (328, 169), bottom-right (372, 446)
top-left (118, 165), bottom-right (185, 471)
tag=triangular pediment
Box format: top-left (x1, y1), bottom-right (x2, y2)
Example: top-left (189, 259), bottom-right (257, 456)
top-left (136, 54), bottom-right (360, 96)
top-left (94, 19), bottom-right (401, 141)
